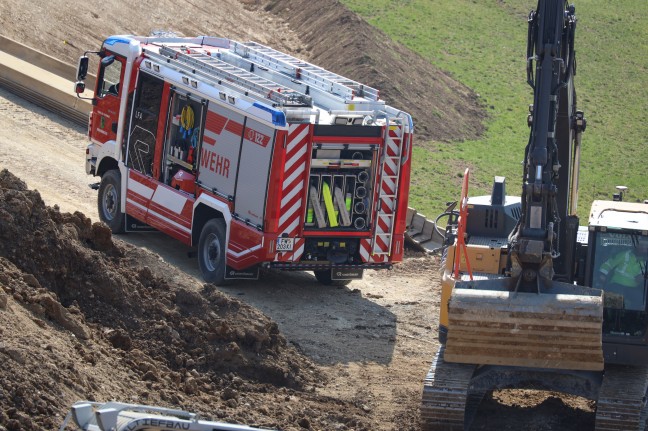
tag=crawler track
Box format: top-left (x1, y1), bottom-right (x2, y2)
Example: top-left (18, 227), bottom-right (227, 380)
top-left (421, 346), bottom-right (478, 431)
top-left (595, 365), bottom-right (648, 431)
top-left (641, 391), bottom-right (648, 431)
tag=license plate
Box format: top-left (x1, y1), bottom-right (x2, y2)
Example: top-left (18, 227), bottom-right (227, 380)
top-left (276, 238), bottom-right (294, 252)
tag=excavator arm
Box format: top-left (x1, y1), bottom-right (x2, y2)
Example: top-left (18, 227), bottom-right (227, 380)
top-left (442, 0), bottom-right (604, 371)
top-left (510, 0), bottom-right (579, 289)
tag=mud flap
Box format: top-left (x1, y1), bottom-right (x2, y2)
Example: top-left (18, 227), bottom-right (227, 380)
top-left (445, 278), bottom-right (604, 371)
top-left (331, 268), bottom-right (363, 280)
top-left (125, 214), bottom-right (156, 232)
top-left (225, 265), bottom-right (260, 280)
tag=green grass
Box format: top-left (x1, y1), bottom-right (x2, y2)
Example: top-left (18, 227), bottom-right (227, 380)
top-left (342, 0), bottom-right (648, 222)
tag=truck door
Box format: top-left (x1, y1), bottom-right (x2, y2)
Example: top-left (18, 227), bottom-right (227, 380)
top-left (234, 118), bottom-right (276, 228)
top-left (90, 52), bottom-right (125, 144)
top-left (124, 72), bottom-right (165, 223)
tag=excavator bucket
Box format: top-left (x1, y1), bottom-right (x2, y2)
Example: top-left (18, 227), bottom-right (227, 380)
top-left (445, 278), bottom-right (604, 371)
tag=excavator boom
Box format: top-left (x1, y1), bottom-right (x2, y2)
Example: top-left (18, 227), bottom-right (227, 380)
top-left (444, 0), bottom-right (604, 371)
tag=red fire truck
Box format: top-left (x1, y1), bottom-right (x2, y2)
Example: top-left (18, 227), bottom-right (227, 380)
top-left (75, 35), bottom-right (413, 285)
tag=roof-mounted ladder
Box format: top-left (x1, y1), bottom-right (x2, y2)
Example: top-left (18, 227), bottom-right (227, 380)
top-left (232, 41), bottom-right (381, 102)
top-left (148, 45), bottom-right (312, 107)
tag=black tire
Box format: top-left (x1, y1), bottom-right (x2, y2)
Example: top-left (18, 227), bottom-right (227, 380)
top-left (198, 219), bottom-right (227, 285)
top-left (97, 169), bottom-right (125, 233)
top-left (314, 270), bottom-right (352, 287)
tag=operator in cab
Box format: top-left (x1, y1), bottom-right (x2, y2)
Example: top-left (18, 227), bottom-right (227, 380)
top-left (599, 239), bottom-right (648, 312)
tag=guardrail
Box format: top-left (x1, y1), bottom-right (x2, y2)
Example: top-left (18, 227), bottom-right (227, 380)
top-left (0, 35), bottom-right (93, 126)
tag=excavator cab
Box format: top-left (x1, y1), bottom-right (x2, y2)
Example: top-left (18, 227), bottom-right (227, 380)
top-left (592, 232), bottom-right (648, 332)
top-left (592, 233), bottom-right (647, 307)
top-left (585, 200), bottom-right (648, 366)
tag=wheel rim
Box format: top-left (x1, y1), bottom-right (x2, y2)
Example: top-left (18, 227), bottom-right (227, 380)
top-left (102, 184), bottom-right (118, 221)
top-left (203, 232), bottom-right (221, 272)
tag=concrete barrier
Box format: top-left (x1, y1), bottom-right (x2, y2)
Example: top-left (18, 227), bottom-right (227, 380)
top-left (0, 36), bottom-right (93, 126)
top-left (407, 212), bottom-right (427, 237)
top-left (405, 207), bottom-right (445, 253)
top-left (405, 207), bottom-right (417, 228)
top-left (0, 35), bottom-right (96, 89)
top-left (412, 219), bottom-right (435, 242)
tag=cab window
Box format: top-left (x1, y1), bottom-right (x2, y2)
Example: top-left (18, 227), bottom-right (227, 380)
top-left (97, 55), bottom-right (124, 98)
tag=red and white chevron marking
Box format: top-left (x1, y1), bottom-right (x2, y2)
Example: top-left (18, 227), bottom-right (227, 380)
top-left (381, 175), bottom-right (397, 196)
top-left (276, 123), bottom-right (310, 262)
top-left (383, 155), bottom-right (399, 177)
top-left (376, 214), bottom-right (393, 234)
top-left (379, 195), bottom-right (395, 214)
top-left (386, 126), bottom-right (403, 156)
top-left (360, 238), bottom-right (387, 263)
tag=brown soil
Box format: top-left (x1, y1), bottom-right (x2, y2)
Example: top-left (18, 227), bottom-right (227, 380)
top-left (0, 169), bottom-right (370, 431)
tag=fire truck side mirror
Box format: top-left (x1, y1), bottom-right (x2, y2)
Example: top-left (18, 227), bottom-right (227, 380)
top-left (76, 56), bottom-right (89, 81)
top-left (75, 81), bottom-right (86, 94)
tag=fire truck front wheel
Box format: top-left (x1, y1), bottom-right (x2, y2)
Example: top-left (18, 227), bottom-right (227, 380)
top-left (98, 169), bottom-right (125, 234)
top-left (198, 219), bottom-right (227, 285)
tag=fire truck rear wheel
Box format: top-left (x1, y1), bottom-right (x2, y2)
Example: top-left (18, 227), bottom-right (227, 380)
top-left (98, 169), bottom-right (125, 234)
top-left (314, 270), bottom-right (352, 287)
top-left (198, 218), bottom-right (227, 285)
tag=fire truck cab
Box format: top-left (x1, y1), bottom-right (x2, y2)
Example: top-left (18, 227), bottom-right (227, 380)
top-left (76, 35), bottom-right (413, 285)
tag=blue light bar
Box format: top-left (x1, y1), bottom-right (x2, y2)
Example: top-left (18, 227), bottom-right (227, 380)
top-left (104, 37), bottom-right (131, 46)
top-left (252, 102), bottom-right (286, 127)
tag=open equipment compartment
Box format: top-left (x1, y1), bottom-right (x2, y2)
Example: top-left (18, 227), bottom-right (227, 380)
top-left (305, 145), bottom-right (376, 231)
top-left (162, 91), bottom-right (204, 194)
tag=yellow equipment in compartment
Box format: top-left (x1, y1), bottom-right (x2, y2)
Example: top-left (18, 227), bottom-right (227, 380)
top-left (322, 181), bottom-right (338, 227)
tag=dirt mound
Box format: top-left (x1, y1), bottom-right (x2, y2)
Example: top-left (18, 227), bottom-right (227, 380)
top-left (0, 0), bottom-right (485, 142)
top-left (0, 0), bottom-right (304, 66)
top-left (262, 0), bottom-right (486, 142)
top-left (0, 169), bottom-right (371, 430)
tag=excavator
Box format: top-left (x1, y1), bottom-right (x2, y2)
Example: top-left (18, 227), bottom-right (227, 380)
top-left (421, 0), bottom-right (648, 430)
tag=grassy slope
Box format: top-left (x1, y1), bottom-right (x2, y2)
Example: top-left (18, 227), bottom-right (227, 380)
top-left (342, 0), bottom-right (648, 221)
